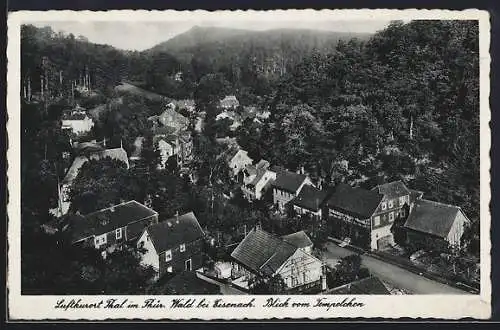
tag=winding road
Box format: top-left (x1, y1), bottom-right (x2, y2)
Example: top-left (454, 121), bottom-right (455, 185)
top-left (322, 242), bottom-right (469, 295)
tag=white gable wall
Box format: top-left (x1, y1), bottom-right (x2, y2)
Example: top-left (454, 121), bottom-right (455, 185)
top-left (446, 209), bottom-right (469, 247)
top-left (274, 249), bottom-right (322, 289)
top-left (137, 230), bottom-right (160, 271)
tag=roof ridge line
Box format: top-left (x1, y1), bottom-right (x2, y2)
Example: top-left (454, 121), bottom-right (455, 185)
top-left (420, 198), bottom-right (460, 209)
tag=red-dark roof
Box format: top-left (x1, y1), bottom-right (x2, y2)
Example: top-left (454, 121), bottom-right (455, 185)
top-left (70, 200), bottom-right (157, 243)
top-left (273, 170), bottom-right (308, 194)
top-left (290, 185), bottom-right (328, 211)
top-left (404, 199), bottom-right (466, 238)
top-left (164, 271), bottom-right (220, 294)
top-left (231, 229), bottom-right (297, 276)
top-left (327, 183), bottom-right (383, 219)
top-left (372, 181), bottom-right (411, 200)
top-left (146, 212), bottom-right (204, 253)
top-left (281, 231), bottom-right (313, 249)
top-left (328, 276), bottom-right (390, 294)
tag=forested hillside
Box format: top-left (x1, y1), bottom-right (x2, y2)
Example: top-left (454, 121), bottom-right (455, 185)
top-left (243, 20), bottom-right (479, 223)
top-left (147, 26), bottom-right (371, 93)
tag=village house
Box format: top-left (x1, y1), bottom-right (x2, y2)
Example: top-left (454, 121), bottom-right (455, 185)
top-left (219, 95), bottom-right (240, 109)
top-left (68, 200), bottom-right (158, 255)
top-left (289, 185), bottom-right (329, 219)
top-left (326, 276), bottom-right (390, 295)
top-left (57, 145), bottom-right (129, 216)
top-left (326, 183), bottom-right (384, 250)
top-left (403, 199), bottom-right (470, 250)
top-left (241, 159), bottom-right (276, 200)
top-left (61, 104), bottom-right (94, 135)
top-left (226, 147), bottom-right (254, 178)
top-left (148, 103), bottom-right (190, 131)
top-left (137, 212), bottom-right (205, 277)
top-left (153, 126), bottom-right (193, 169)
top-left (170, 99), bottom-right (196, 112)
top-left (272, 167), bottom-right (313, 211)
top-left (281, 231), bottom-right (314, 255)
top-left (230, 228), bottom-right (323, 291)
top-left (367, 180), bottom-right (422, 249)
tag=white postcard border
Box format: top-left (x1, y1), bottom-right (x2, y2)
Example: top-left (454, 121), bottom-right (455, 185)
top-left (7, 9), bottom-right (492, 320)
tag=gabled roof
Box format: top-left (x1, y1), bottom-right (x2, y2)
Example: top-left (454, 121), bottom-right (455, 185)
top-left (220, 95), bottom-right (239, 108)
top-left (281, 231), bottom-right (313, 249)
top-left (328, 276), bottom-right (390, 295)
top-left (89, 147), bottom-right (129, 168)
top-left (158, 106), bottom-right (189, 128)
top-left (273, 170), bottom-right (308, 194)
top-left (62, 156), bottom-right (88, 184)
top-left (231, 229), bottom-right (297, 276)
top-left (404, 199), bottom-right (466, 238)
top-left (71, 200), bottom-right (157, 243)
top-left (327, 183), bottom-right (383, 219)
top-left (290, 185), bottom-right (328, 212)
top-left (63, 147), bottom-right (129, 184)
top-left (146, 212), bottom-right (204, 253)
top-left (164, 271), bottom-right (220, 294)
top-left (372, 181), bottom-right (411, 200)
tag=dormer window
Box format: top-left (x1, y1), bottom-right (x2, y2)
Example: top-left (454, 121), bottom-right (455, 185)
top-left (388, 200), bottom-right (394, 209)
top-left (381, 202), bottom-right (387, 210)
top-left (180, 244), bottom-right (186, 252)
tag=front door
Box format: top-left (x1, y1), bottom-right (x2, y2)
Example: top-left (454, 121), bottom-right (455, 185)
top-left (185, 259), bottom-right (192, 271)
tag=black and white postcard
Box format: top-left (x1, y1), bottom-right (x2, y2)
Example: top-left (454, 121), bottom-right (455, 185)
top-left (6, 9), bottom-right (491, 320)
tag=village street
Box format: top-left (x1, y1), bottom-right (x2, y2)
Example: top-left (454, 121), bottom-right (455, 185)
top-left (322, 242), bottom-right (469, 295)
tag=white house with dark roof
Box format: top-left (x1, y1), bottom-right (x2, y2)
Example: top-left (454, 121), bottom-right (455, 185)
top-left (241, 159), bottom-right (275, 200)
top-left (404, 199), bottom-right (470, 249)
top-left (230, 228), bottom-right (322, 290)
top-left (68, 200), bottom-right (158, 255)
top-left (227, 148), bottom-right (254, 177)
top-left (137, 212), bottom-right (205, 277)
top-left (271, 168), bottom-right (313, 211)
top-left (61, 104), bottom-right (94, 135)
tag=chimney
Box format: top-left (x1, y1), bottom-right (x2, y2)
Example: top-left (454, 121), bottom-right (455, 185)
top-left (175, 211), bottom-right (180, 224)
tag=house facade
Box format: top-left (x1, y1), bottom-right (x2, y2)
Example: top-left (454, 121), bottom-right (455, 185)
top-left (404, 199), bottom-right (470, 250)
top-left (241, 159), bottom-right (275, 200)
top-left (326, 183), bottom-right (384, 250)
top-left (69, 200), bottom-right (158, 253)
top-left (369, 181), bottom-right (417, 250)
top-left (272, 168), bottom-right (313, 211)
top-left (230, 229), bottom-right (322, 291)
top-left (228, 149), bottom-right (254, 177)
top-left (137, 212), bottom-right (205, 277)
top-left (289, 185), bottom-right (328, 219)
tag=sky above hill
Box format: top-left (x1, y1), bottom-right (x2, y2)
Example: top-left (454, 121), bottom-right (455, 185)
top-left (30, 19), bottom-right (394, 51)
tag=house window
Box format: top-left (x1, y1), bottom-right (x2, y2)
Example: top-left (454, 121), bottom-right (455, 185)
top-left (381, 202), bottom-right (387, 210)
top-left (374, 216), bottom-right (380, 226)
top-left (185, 259), bottom-right (192, 271)
top-left (165, 249), bottom-right (172, 262)
top-left (116, 228), bottom-right (122, 240)
top-left (388, 199), bottom-right (394, 209)
top-left (389, 212), bottom-right (394, 222)
top-left (399, 196), bottom-right (405, 206)
top-left (180, 244), bottom-right (186, 252)
top-left (167, 266), bottom-right (173, 273)
top-left (94, 234), bottom-right (107, 247)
